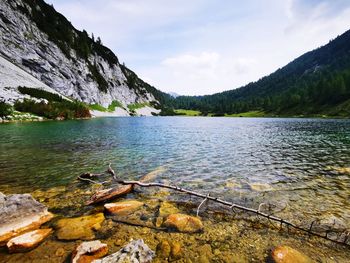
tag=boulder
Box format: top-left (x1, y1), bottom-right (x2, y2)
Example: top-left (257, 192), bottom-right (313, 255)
top-left (271, 246), bottom-right (313, 263)
top-left (93, 239), bottom-right (154, 263)
top-left (6, 228), bottom-right (52, 253)
top-left (71, 240), bottom-right (108, 263)
top-left (104, 200), bottom-right (144, 216)
top-left (163, 214), bottom-right (204, 233)
top-left (0, 193), bottom-right (54, 245)
top-left (55, 213), bottom-right (105, 240)
top-left (139, 166), bottom-right (167, 183)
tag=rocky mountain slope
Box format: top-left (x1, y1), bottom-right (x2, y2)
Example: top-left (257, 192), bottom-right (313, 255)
top-left (0, 55), bottom-right (66, 104)
top-left (0, 0), bottom-right (163, 112)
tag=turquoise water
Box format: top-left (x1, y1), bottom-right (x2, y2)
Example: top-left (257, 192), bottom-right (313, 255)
top-left (1, 117), bottom-right (350, 225)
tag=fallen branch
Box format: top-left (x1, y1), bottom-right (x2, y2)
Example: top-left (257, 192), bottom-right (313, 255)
top-left (85, 165), bottom-right (350, 247)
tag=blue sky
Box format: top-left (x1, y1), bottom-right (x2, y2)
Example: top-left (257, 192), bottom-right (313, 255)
top-left (47, 0), bottom-right (350, 95)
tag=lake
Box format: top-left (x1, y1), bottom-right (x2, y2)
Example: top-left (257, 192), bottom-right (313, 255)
top-left (0, 117), bottom-right (350, 262)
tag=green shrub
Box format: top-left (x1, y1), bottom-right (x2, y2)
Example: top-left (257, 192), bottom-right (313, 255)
top-left (14, 99), bottom-right (91, 120)
top-left (108, 100), bottom-right (123, 111)
top-left (18, 86), bottom-right (64, 102)
top-left (0, 101), bottom-right (13, 117)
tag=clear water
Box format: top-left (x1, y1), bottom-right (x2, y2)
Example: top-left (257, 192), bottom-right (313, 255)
top-left (1, 117), bottom-right (350, 222)
top-left (1, 117), bottom-right (350, 262)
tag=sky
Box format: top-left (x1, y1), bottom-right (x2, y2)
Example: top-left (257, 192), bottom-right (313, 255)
top-left (46, 0), bottom-right (350, 96)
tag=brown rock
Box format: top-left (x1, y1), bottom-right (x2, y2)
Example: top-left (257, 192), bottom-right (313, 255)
top-left (87, 185), bottom-right (134, 205)
top-left (163, 214), bottom-right (204, 233)
top-left (156, 240), bottom-right (171, 259)
top-left (104, 200), bottom-right (144, 215)
top-left (71, 240), bottom-right (108, 263)
top-left (271, 246), bottom-right (313, 263)
top-left (55, 213), bottom-right (105, 240)
top-left (170, 241), bottom-right (182, 260)
top-left (0, 193), bottom-right (54, 245)
top-left (55, 247), bottom-right (66, 257)
top-left (7, 228), bottom-right (52, 253)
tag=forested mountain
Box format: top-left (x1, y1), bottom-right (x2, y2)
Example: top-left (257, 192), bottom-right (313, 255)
top-left (170, 30), bottom-right (350, 117)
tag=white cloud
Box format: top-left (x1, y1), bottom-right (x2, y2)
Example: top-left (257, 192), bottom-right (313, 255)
top-left (47, 0), bottom-right (350, 96)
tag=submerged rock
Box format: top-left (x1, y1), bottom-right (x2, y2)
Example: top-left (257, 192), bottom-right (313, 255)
top-left (140, 166), bottom-right (167, 183)
top-left (163, 214), bottom-right (204, 233)
top-left (0, 193), bottom-right (54, 245)
top-left (104, 200), bottom-right (144, 216)
top-left (156, 240), bottom-right (182, 260)
top-left (271, 246), bottom-right (313, 263)
top-left (249, 183), bottom-right (273, 192)
top-left (55, 213), bottom-right (105, 240)
top-left (7, 228), bottom-right (52, 253)
top-left (71, 240), bottom-right (108, 263)
top-left (93, 239), bottom-right (154, 263)
top-left (158, 201), bottom-right (180, 218)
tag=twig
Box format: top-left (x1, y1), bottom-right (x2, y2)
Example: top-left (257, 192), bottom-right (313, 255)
top-left (196, 194), bottom-right (209, 217)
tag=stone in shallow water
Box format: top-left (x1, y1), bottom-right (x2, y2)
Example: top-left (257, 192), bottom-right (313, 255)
top-left (0, 192), bottom-right (54, 245)
top-left (71, 240), bottom-right (108, 263)
top-left (271, 246), bottom-right (313, 263)
top-left (163, 214), bottom-right (204, 233)
top-left (104, 200), bottom-right (144, 216)
top-left (249, 183), bottom-right (273, 191)
top-left (158, 201), bottom-right (179, 218)
top-left (6, 228), bottom-right (52, 253)
top-left (55, 213), bottom-right (105, 240)
top-left (93, 239), bottom-right (154, 263)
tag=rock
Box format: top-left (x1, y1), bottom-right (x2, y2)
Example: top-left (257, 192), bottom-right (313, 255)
top-left (93, 239), bottom-right (154, 263)
top-left (156, 240), bottom-right (171, 259)
top-left (55, 213), bottom-right (105, 240)
top-left (248, 183), bottom-right (273, 191)
top-left (155, 217), bottom-right (163, 228)
top-left (6, 228), bottom-right (52, 253)
top-left (0, 193), bottom-right (54, 245)
top-left (158, 202), bottom-right (180, 218)
top-left (198, 244), bottom-right (213, 261)
top-left (170, 241), bottom-right (182, 260)
top-left (140, 166), bottom-right (167, 183)
top-left (71, 240), bottom-right (108, 263)
top-left (163, 214), bottom-right (204, 233)
top-left (104, 200), bottom-right (144, 216)
top-left (55, 247), bottom-right (66, 257)
top-left (87, 185), bottom-right (134, 205)
top-left (271, 246), bottom-right (313, 263)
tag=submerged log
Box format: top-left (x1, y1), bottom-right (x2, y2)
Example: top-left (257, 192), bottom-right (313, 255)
top-left (86, 185), bottom-right (134, 205)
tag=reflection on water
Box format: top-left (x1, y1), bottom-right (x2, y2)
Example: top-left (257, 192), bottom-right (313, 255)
top-left (0, 117), bottom-right (350, 225)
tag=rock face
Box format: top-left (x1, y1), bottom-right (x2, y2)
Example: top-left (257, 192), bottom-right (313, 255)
top-left (163, 214), bottom-right (204, 233)
top-left (0, 0), bottom-right (159, 108)
top-left (71, 240), bottom-right (108, 263)
top-left (271, 246), bottom-right (313, 263)
top-left (93, 239), bottom-right (154, 263)
top-left (6, 228), bottom-right (52, 253)
top-left (0, 193), bottom-right (54, 245)
top-left (104, 200), bottom-right (144, 216)
top-left (55, 213), bottom-right (105, 240)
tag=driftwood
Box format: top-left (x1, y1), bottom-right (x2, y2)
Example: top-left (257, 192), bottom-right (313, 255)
top-left (81, 164), bottom-right (350, 247)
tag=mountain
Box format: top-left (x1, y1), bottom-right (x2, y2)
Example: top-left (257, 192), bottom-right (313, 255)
top-left (170, 30), bottom-right (350, 117)
top-left (0, 0), bottom-right (170, 115)
top-left (168, 92), bottom-right (181, 98)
